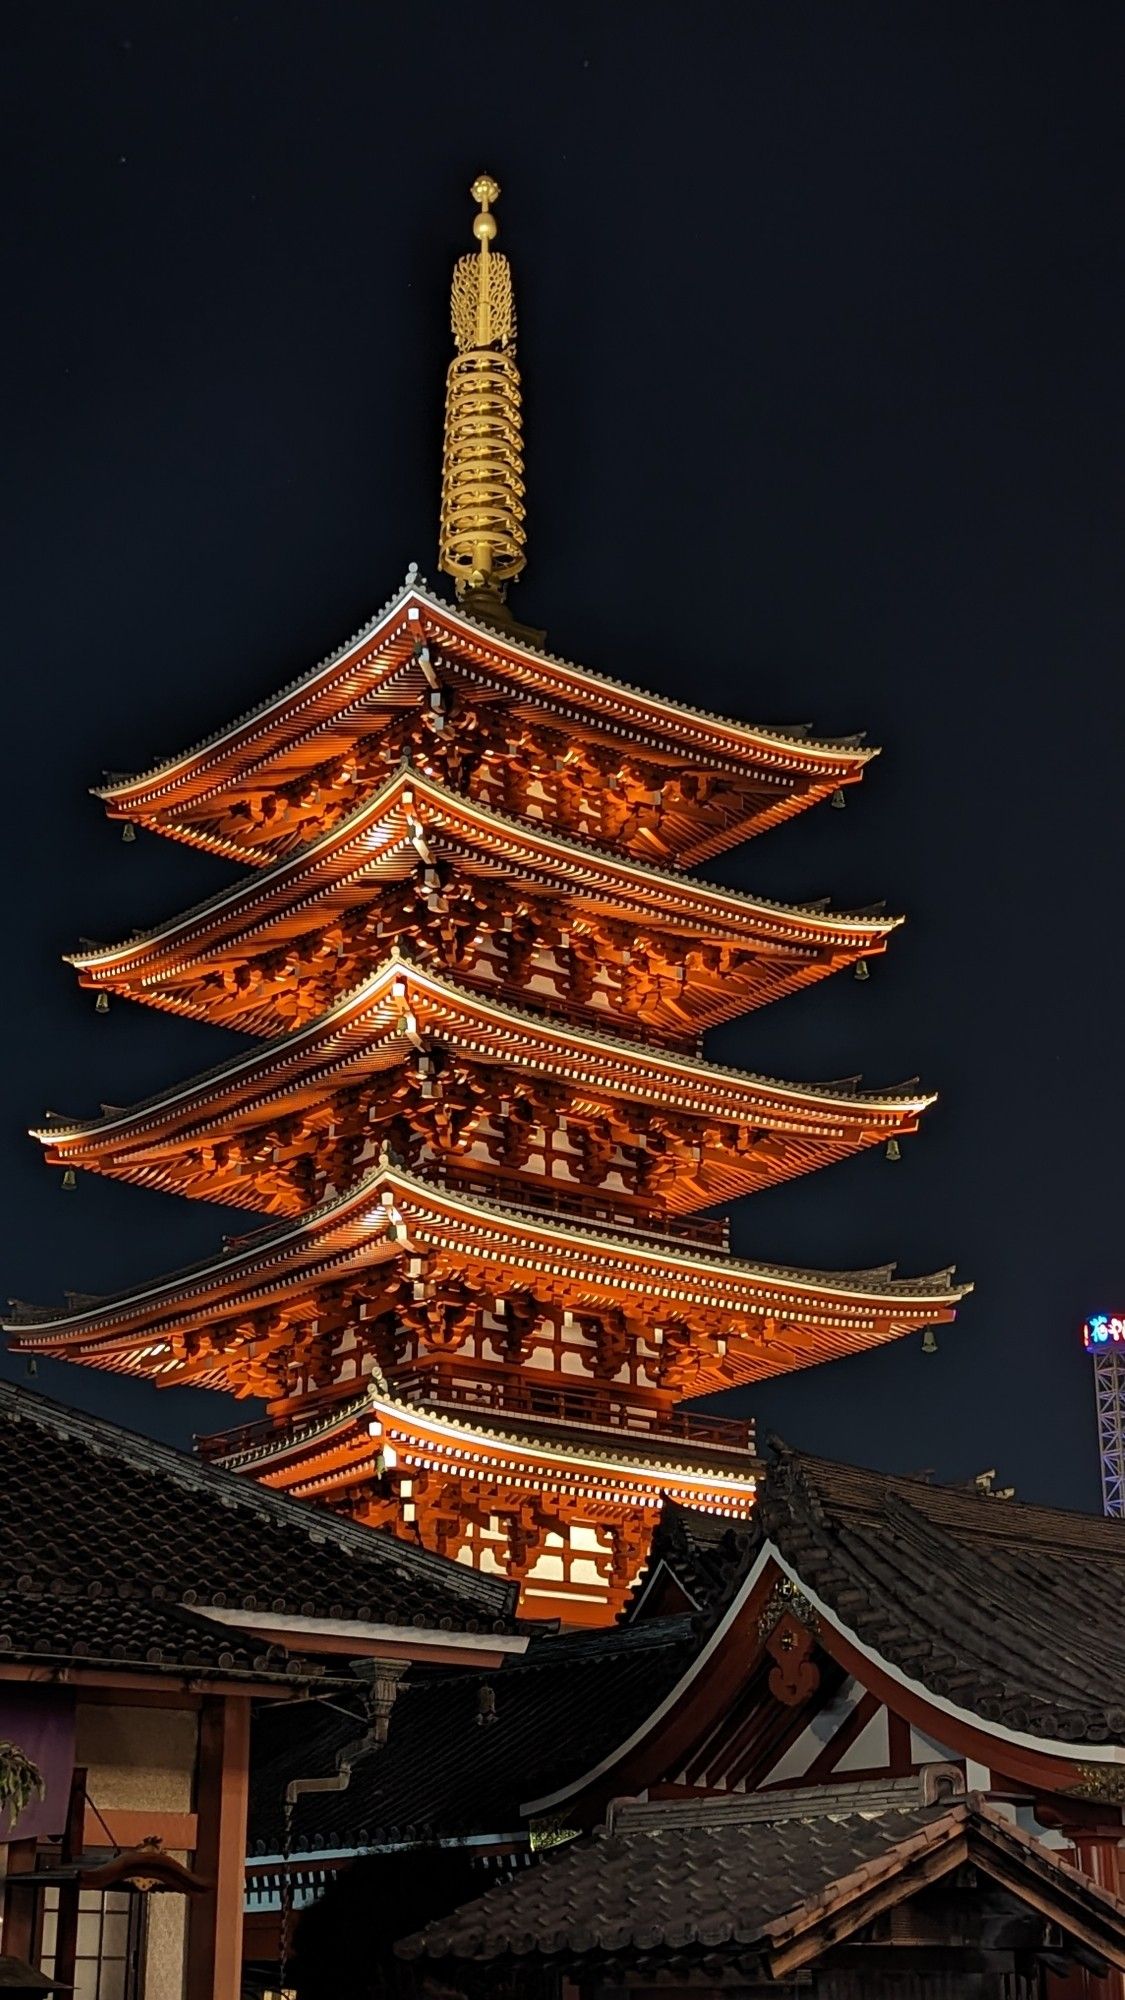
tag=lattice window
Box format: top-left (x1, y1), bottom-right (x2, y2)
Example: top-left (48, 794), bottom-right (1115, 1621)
top-left (38, 1883), bottom-right (147, 2000)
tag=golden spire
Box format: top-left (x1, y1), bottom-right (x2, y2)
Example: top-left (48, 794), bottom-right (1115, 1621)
top-left (438, 175), bottom-right (527, 611)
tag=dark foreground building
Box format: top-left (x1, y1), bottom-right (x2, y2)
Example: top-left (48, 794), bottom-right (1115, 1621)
top-left (0, 1382), bottom-right (526, 1999)
top-left (402, 1786), bottom-right (1125, 2000)
top-left (246, 1441), bottom-right (1125, 1998)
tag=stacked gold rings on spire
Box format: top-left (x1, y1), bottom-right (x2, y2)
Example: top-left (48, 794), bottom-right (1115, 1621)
top-left (438, 175), bottom-right (527, 600)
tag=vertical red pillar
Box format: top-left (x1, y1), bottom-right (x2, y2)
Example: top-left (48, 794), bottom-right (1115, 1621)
top-left (186, 1696), bottom-right (251, 2000)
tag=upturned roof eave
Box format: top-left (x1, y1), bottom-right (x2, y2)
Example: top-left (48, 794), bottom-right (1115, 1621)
top-left (3, 1159), bottom-right (969, 1347)
top-left (69, 763), bottom-right (901, 976)
top-left (94, 572), bottom-right (876, 809)
top-left (207, 1386), bottom-right (762, 1488)
top-left (32, 950), bottom-right (936, 1147)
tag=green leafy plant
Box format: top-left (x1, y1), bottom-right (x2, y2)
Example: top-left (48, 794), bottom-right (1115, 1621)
top-left (0, 1741), bottom-right (46, 1833)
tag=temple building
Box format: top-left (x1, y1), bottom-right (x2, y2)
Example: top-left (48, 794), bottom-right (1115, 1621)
top-left (0, 1381), bottom-right (526, 2000)
top-left (247, 1443), bottom-right (1125, 2000)
top-left (4, 176), bottom-right (967, 1621)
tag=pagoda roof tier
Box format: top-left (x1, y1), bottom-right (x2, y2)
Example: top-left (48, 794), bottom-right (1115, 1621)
top-left (96, 576), bottom-right (875, 869)
top-left (37, 950), bottom-right (933, 1216)
top-left (202, 1387), bottom-right (759, 1625)
top-left (5, 1161), bottom-right (968, 1398)
top-left (70, 765), bottom-right (897, 1040)
top-left (200, 1385), bottom-right (760, 1514)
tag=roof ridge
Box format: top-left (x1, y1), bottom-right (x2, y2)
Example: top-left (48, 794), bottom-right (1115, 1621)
top-left (97, 569), bottom-right (874, 798)
top-left (768, 1440), bottom-right (1122, 1538)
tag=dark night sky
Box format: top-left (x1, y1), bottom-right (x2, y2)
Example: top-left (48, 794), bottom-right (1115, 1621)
top-left (5, 3), bottom-right (1125, 1511)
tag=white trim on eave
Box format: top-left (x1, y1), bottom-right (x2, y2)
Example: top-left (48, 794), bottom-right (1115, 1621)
top-left (521, 1543), bottom-right (776, 1814)
top-left (766, 1547), bottom-right (1125, 1770)
top-left (194, 1605), bottom-right (529, 1655)
top-left (522, 1535), bottom-right (1125, 1818)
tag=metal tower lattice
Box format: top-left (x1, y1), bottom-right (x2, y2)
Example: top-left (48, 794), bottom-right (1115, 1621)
top-left (1093, 1349), bottom-right (1125, 1518)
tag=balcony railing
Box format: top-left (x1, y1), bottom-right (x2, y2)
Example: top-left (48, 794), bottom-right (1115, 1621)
top-left (199, 1374), bottom-right (755, 1463)
top-left (396, 1369), bottom-right (755, 1454)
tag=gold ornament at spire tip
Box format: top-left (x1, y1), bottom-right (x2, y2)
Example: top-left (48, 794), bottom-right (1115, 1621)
top-left (439, 173), bottom-right (527, 605)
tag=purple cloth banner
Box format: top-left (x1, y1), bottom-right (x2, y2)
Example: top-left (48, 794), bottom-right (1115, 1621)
top-left (0, 1688), bottom-right (76, 1844)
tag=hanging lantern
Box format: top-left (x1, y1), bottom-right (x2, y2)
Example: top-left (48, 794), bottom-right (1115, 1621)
top-left (25, 1358), bottom-right (37, 1379)
top-left (830, 787), bottom-right (846, 810)
top-left (854, 961), bottom-right (870, 983)
top-left (476, 1683), bottom-right (497, 1728)
top-left (95, 992), bottom-right (109, 1014)
top-left (885, 1137), bottom-right (901, 1163)
top-left (121, 823), bottom-right (136, 843)
top-left (921, 1326), bottom-right (938, 1356)
top-left (61, 1168), bottom-right (76, 1191)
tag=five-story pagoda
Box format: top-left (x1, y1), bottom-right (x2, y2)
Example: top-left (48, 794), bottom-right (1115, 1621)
top-left (5, 179), bottom-right (966, 1623)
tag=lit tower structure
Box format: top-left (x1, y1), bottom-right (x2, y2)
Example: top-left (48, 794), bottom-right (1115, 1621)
top-left (4, 179), bottom-right (967, 1623)
top-left (1082, 1315), bottom-right (1125, 1518)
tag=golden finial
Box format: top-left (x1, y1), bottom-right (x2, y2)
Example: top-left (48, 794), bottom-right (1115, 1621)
top-left (438, 174), bottom-right (527, 610)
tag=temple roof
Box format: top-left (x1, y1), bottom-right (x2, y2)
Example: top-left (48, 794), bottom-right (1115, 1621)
top-left (0, 1380), bottom-right (519, 1681)
top-left (242, 1447), bottom-right (1125, 1863)
top-left (4, 1162), bottom-right (966, 1390)
top-left (400, 1791), bottom-right (1125, 1971)
top-left (507, 1445), bottom-right (1125, 1824)
top-left (249, 1616), bottom-right (699, 1855)
top-left (96, 576), bottom-right (875, 869)
top-left (37, 950), bottom-right (932, 1213)
top-left (758, 1440), bottom-right (1125, 1750)
top-left (202, 1382), bottom-right (759, 1499)
top-left (70, 765), bottom-right (896, 1036)
top-left (625, 1499), bottom-right (757, 1619)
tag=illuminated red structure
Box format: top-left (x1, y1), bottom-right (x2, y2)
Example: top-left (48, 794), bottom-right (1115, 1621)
top-left (4, 180), bottom-right (966, 1621)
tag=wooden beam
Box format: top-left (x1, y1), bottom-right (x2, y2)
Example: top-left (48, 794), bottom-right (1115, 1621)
top-left (0, 1662), bottom-right (320, 1700)
top-left (81, 1807), bottom-right (199, 1851)
top-left (185, 1696), bottom-right (250, 2000)
top-left (813, 1617), bottom-right (1089, 1795)
top-left (975, 1851), bottom-right (1125, 1975)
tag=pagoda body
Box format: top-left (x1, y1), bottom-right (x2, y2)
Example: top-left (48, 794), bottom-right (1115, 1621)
top-left (5, 180), bottom-right (966, 1623)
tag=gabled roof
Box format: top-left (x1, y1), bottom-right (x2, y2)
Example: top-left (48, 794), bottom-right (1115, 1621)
top-left (522, 1444), bottom-right (1125, 1820)
top-left (400, 1790), bottom-right (1125, 1971)
top-left (4, 1162), bottom-right (966, 1392)
top-left (70, 764), bottom-right (896, 1035)
top-left (96, 575), bottom-right (875, 869)
top-left (37, 949), bottom-right (932, 1214)
top-left (624, 1500), bottom-right (756, 1620)
top-left (0, 1381), bottom-right (519, 1682)
top-left (759, 1440), bottom-right (1125, 1750)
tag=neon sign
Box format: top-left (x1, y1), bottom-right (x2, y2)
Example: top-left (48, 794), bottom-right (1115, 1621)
top-left (1083, 1314), bottom-right (1125, 1351)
